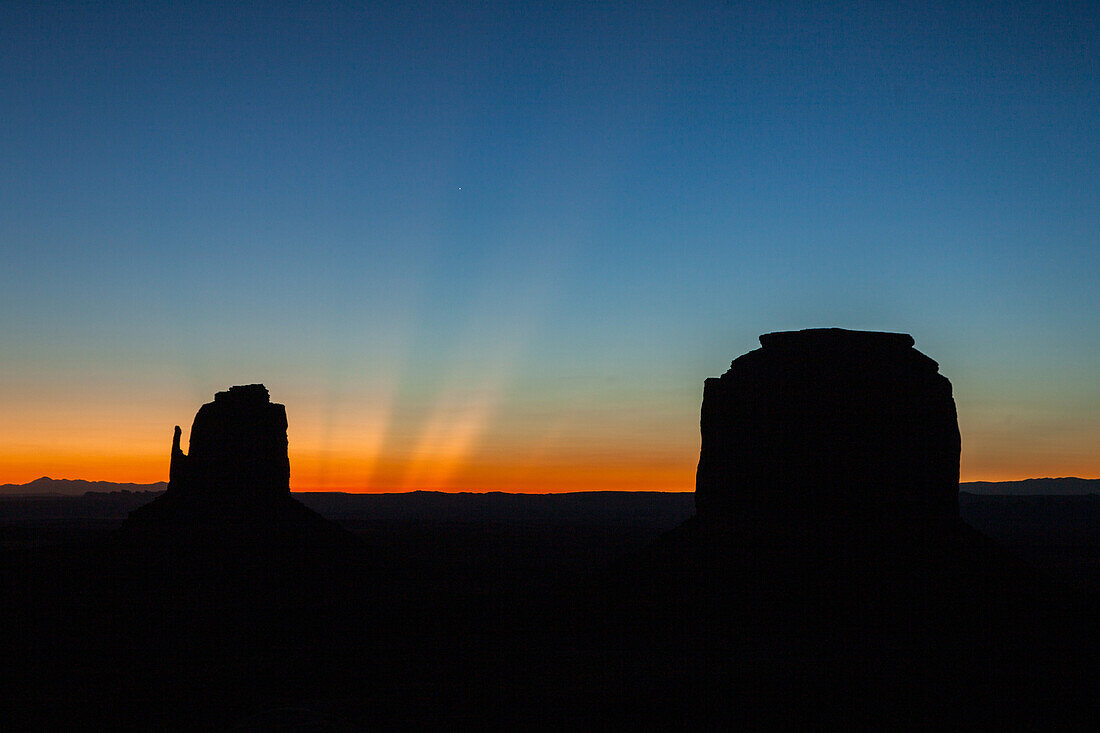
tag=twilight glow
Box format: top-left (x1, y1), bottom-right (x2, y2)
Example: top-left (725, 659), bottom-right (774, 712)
top-left (2, 2), bottom-right (1097, 491)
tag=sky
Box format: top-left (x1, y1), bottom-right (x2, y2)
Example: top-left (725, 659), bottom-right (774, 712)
top-left (1, 1), bottom-right (1097, 491)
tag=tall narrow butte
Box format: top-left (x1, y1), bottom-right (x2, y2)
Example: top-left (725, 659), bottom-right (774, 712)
top-left (168, 384), bottom-right (290, 503)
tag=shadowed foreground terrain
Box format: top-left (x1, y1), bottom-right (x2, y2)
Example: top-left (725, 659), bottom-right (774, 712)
top-left (1, 490), bottom-right (1098, 728)
top-left (3, 338), bottom-right (1099, 728)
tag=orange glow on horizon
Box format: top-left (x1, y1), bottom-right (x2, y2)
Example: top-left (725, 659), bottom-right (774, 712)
top-left (286, 445), bottom-right (700, 493)
top-left (3, 433), bottom-right (1098, 491)
top-left (2, 389), bottom-right (1097, 490)
top-left (0, 451), bottom-right (168, 486)
top-left (2, 450), bottom-right (1096, 491)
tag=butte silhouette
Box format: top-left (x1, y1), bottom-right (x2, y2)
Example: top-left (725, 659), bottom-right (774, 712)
top-left (695, 328), bottom-right (960, 522)
top-left (121, 384), bottom-right (356, 551)
top-left (601, 328), bottom-right (1082, 727)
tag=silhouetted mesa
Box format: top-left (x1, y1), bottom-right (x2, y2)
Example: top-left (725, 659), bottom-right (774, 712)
top-left (123, 385), bottom-right (354, 549)
top-left (600, 330), bottom-right (1091, 727)
top-left (695, 328), bottom-right (960, 522)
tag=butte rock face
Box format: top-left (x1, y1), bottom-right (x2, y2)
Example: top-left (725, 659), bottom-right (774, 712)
top-left (695, 328), bottom-right (961, 524)
top-left (123, 384), bottom-right (354, 549)
top-left (598, 329), bottom-right (1081, 727)
top-left (167, 384), bottom-right (291, 503)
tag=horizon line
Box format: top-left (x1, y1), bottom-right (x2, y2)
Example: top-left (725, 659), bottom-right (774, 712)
top-left (6, 475), bottom-right (1100, 494)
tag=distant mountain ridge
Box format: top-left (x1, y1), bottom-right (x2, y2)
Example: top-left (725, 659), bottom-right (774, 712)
top-left (1, 476), bottom-right (1097, 497)
top-left (960, 477), bottom-right (1099, 495)
top-left (0, 477), bottom-right (168, 496)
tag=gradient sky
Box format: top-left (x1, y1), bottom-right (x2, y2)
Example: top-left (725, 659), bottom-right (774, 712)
top-left (2, 1), bottom-right (1097, 491)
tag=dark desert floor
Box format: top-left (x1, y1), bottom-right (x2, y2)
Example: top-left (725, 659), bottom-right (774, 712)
top-left (2, 489), bottom-right (1098, 729)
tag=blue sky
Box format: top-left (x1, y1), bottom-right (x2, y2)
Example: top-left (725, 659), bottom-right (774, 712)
top-left (2, 1), bottom-right (1098, 487)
